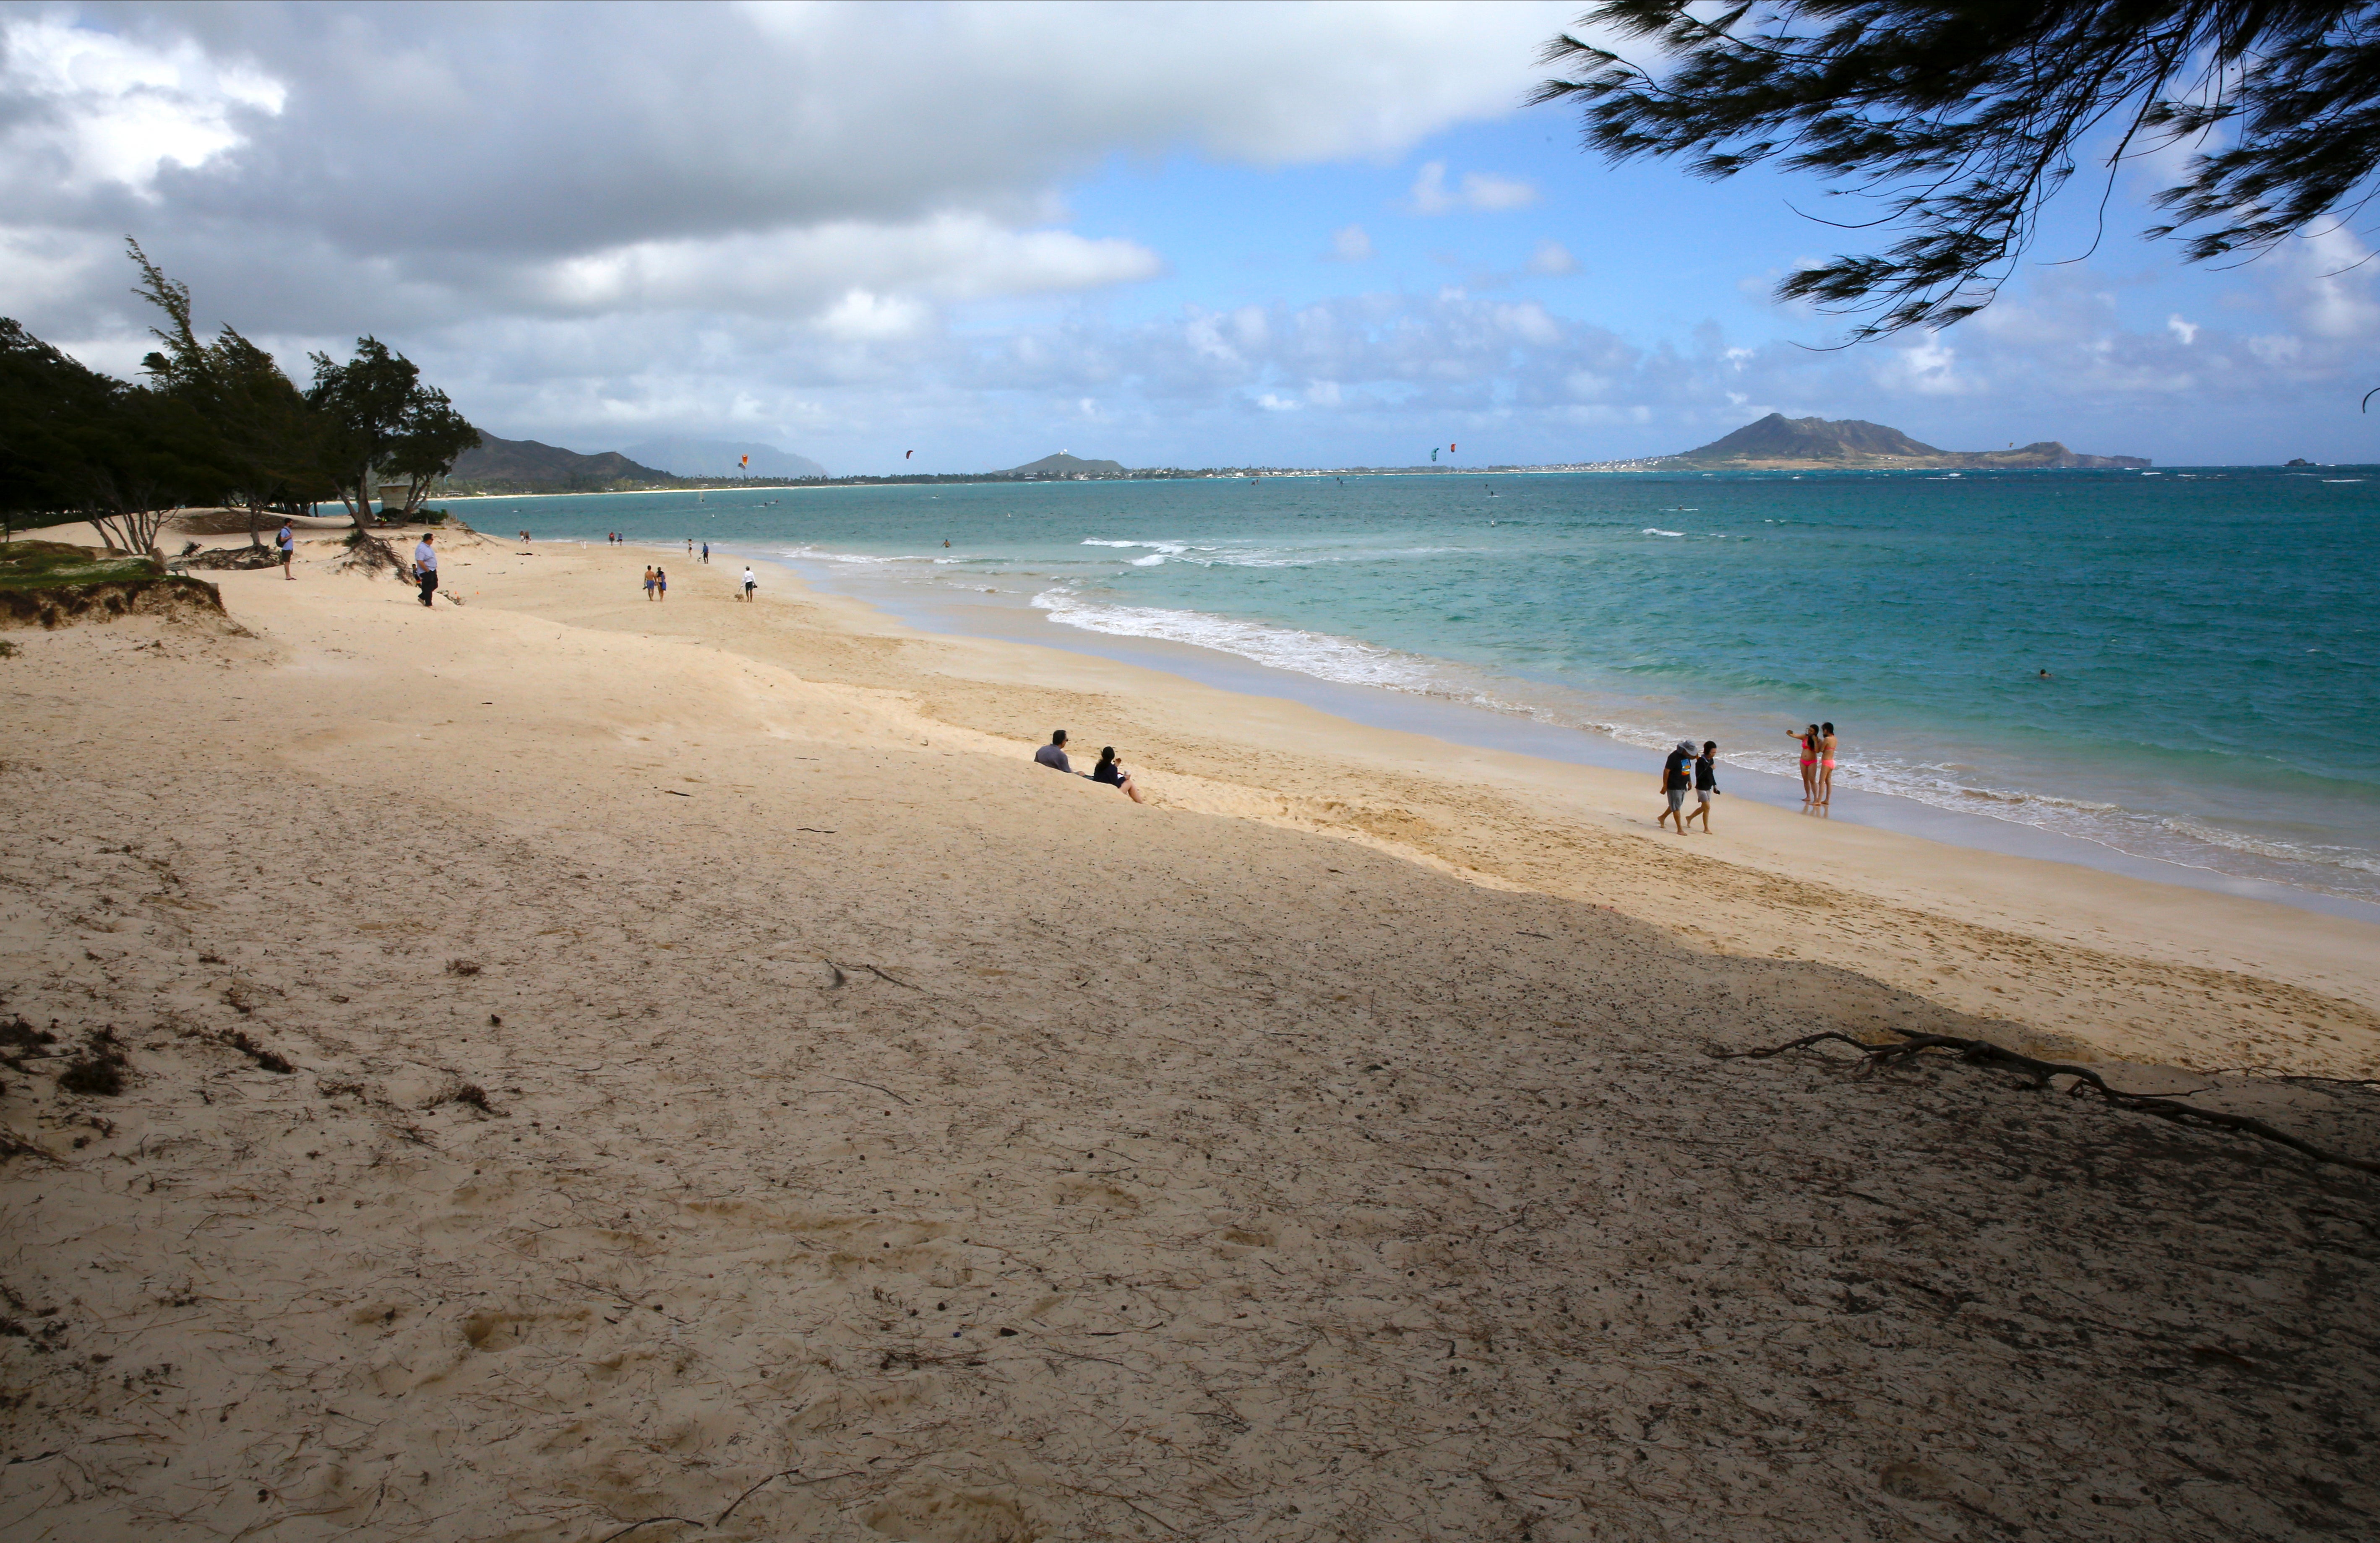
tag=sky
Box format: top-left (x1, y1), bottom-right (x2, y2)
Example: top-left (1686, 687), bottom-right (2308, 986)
top-left (4, 0), bottom-right (2378, 474)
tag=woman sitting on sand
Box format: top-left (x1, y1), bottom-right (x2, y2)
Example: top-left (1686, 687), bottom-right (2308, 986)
top-left (1090, 747), bottom-right (1145, 804)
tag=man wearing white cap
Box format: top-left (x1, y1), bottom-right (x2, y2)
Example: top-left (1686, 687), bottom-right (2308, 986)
top-left (1657, 739), bottom-right (1697, 834)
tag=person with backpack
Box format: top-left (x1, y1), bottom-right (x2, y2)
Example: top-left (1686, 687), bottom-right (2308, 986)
top-left (1658, 739), bottom-right (1696, 833)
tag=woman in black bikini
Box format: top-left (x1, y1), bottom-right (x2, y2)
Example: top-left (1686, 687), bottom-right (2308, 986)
top-left (1091, 747), bottom-right (1145, 804)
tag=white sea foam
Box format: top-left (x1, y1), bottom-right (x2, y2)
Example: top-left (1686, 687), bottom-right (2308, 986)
top-left (1032, 591), bottom-right (1452, 692)
top-left (1642, 527), bottom-right (1684, 538)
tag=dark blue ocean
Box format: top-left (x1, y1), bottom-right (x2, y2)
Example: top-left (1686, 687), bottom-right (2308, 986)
top-left (469, 467), bottom-right (2380, 906)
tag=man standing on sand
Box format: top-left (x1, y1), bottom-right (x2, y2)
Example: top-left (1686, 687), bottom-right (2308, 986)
top-left (701, 541), bottom-right (710, 564)
top-left (1657, 739), bottom-right (1696, 833)
top-left (1034, 730), bottom-right (1074, 772)
top-left (742, 565), bottom-right (756, 602)
top-left (276, 521), bottom-right (295, 580)
top-left (413, 532), bottom-right (439, 607)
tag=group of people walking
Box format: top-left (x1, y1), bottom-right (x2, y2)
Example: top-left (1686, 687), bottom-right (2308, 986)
top-left (1657, 740), bottom-right (1722, 834)
top-left (1655, 722), bottom-right (1841, 832)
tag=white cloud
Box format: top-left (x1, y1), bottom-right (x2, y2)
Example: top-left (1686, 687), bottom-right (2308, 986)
top-left (2276, 227), bottom-right (2380, 339)
top-left (815, 289), bottom-right (931, 341)
top-left (1408, 160), bottom-right (1538, 215)
top-left (1526, 239), bottom-right (1577, 274)
top-left (0, 15), bottom-right (284, 193)
top-left (2166, 314), bottom-right (2199, 344)
top-left (1330, 224), bottom-right (1374, 261)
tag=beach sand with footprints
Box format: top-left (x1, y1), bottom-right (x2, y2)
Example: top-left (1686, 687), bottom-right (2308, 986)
top-left (3, 523), bottom-right (2375, 1541)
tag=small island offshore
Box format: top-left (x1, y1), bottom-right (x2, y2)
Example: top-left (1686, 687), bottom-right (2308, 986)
top-left (1653, 413), bottom-right (2150, 471)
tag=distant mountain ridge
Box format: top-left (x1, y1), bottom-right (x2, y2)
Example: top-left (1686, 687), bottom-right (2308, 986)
top-left (620, 437), bottom-right (827, 479)
top-left (1666, 414), bottom-right (2148, 470)
top-left (447, 434), bottom-right (672, 490)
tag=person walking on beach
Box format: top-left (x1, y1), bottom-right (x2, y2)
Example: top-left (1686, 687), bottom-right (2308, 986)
top-left (1788, 724), bottom-right (1819, 805)
top-left (413, 532), bottom-right (439, 607)
top-left (656, 567), bottom-right (668, 601)
top-left (1035, 730), bottom-right (1074, 773)
top-left (643, 566), bottom-right (657, 600)
top-left (276, 520), bottom-right (295, 580)
top-left (741, 565), bottom-right (757, 602)
top-left (1688, 741), bottom-right (1720, 832)
top-left (1091, 746), bottom-right (1146, 804)
top-left (1658, 739), bottom-right (1697, 833)
top-left (701, 541), bottom-right (710, 564)
top-left (1816, 722), bottom-right (1838, 807)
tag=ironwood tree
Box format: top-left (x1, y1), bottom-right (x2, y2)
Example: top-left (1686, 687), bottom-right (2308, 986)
top-left (1535, 2), bottom-right (2380, 338)
top-left (306, 339), bottom-right (481, 530)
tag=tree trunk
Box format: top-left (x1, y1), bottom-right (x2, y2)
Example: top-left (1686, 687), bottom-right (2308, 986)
top-left (246, 496), bottom-right (266, 548)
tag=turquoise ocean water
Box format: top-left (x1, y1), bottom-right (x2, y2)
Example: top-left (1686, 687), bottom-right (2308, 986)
top-left (473, 468), bottom-right (2380, 909)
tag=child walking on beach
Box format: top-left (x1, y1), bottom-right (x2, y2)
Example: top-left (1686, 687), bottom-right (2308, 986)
top-left (1686, 741), bottom-right (1720, 831)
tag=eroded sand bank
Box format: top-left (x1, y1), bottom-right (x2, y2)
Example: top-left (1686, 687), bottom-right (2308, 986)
top-left (2, 527), bottom-right (2374, 1541)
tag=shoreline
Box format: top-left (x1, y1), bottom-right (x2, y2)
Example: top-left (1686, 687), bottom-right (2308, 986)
top-left (6, 523), bottom-right (2375, 1539)
top-left (758, 540), bottom-right (2380, 926)
top-left (512, 533), bottom-right (2380, 1075)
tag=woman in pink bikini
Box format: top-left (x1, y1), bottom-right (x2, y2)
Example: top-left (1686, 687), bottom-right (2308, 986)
top-left (1787, 723), bottom-right (1819, 804)
top-left (1815, 721), bottom-right (1838, 807)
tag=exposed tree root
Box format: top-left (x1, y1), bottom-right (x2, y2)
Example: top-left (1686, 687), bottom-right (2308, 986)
top-left (1718, 1030), bottom-right (2380, 1176)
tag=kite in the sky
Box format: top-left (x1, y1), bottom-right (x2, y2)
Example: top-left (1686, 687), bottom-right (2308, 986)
top-left (740, 454), bottom-right (749, 469)
top-left (906, 450), bottom-right (913, 459)
top-left (1451, 443), bottom-right (1457, 454)
top-left (1430, 447), bottom-right (1440, 462)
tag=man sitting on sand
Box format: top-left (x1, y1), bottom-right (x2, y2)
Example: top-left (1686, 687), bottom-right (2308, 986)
top-left (1035, 730), bottom-right (1074, 772)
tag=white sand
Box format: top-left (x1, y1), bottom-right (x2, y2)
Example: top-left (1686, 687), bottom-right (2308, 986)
top-left (2, 525), bottom-right (2374, 1541)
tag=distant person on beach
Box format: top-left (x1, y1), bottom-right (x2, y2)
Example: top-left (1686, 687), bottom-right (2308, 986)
top-left (656, 567), bottom-right (668, 601)
top-left (1658, 739), bottom-right (1696, 833)
top-left (643, 566), bottom-right (657, 600)
top-left (1035, 730), bottom-right (1074, 773)
top-left (1788, 724), bottom-right (1819, 804)
top-left (701, 541), bottom-right (710, 564)
top-left (686, 538), bottom-right (693, 554)
top-left (742, 565), bottom-right (756, 601)
top-left (1091, 747), bottom-right (1146, 803)
top-left (1688, 741), bottom-right (1720, 831)
top-left (413, 532), bottom-right (439, 607)
top-left (276, 521), bottom-right (295, 580)
top-left (1816, 722), bottom-right (1838, 807)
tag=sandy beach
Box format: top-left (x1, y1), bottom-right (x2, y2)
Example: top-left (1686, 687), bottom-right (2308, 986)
top-left (3, 523), bottom-right (2375, 1541)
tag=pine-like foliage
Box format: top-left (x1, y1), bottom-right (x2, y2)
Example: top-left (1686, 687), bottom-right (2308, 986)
top-left (1534, 3), bottom-right (2380, 338)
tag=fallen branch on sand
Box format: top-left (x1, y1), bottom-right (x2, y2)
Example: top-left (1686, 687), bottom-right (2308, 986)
top-left (1716, 1030), bottom-right (2380, 1176)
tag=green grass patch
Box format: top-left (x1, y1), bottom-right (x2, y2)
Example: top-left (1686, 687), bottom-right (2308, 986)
top-left (0, 540), bottom-right (155, 591)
